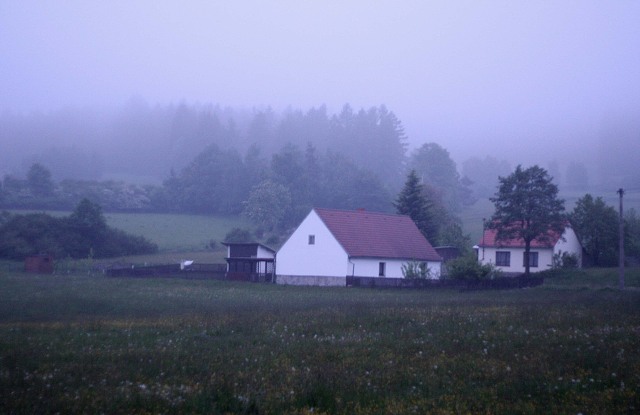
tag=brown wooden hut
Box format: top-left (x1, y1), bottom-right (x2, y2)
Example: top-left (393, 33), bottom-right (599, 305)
top-left (25, 253), bottom-right (54, 274)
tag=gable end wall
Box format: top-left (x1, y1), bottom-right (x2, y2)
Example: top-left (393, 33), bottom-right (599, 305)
top-left (276, 210), bottom-right (349, 277)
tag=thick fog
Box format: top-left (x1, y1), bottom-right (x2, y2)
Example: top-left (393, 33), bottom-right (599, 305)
top-left (1, 1), bottom-right (639, 189)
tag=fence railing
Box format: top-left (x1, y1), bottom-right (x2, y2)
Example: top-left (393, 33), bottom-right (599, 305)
top-left (105, 263), bottom-right (226, 280)
top-left (346, 275), bottom-right (544, 290)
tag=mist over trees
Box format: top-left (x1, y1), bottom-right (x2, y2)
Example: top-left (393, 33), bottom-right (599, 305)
top-left (0, 102), bottom-right (407, 189)
top-left (3, 101), bottom-right (637, 254)
top-left (462, 156), bottom-right (512, 199)
top-left (409, 143), bottom-right (475, 212)
top-left (2, 100), bottom-right (635, 198)
top-left (595, 116), bottom-right (640, 190)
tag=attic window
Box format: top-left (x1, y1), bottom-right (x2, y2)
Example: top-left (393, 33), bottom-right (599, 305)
top-left (308, 235), bottom-right (315, 245)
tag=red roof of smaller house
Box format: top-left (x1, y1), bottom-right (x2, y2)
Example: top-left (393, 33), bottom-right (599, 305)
top-left (314, 208), bottom-right (442, 261)
top-left (478, 226), bottom-right (564, 249)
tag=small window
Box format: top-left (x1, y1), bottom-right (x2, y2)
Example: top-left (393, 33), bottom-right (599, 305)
top-left (308, 235), bottom-right (315, 245)
top-left (496, 251), bottom-right (511, 267)
top-left (378, 262), bottom-right (386, 277)
top-left (523, 252), bottom-right (539, 268)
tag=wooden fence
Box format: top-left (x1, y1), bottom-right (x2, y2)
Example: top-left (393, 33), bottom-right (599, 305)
top-left (105, 263), bottom-right (226, 280)
top-left (346, 275), bottom-right (544, 290)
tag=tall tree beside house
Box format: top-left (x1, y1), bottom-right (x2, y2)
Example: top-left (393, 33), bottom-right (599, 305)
top-left (489, 165), bottom-right (566, 276)
top-left (569, 194), bottom-right (619, 266)
top-left (394, 170), bottom-right (437, 240)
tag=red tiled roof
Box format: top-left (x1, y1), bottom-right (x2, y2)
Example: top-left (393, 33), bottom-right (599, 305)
top-left (478, 227), bottom-right (563, 249)
top-left (314, 208), bottom-right (442, 261)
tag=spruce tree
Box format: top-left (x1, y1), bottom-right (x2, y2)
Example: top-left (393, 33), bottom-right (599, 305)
top-left (394, 170), bottom-right (436, 240)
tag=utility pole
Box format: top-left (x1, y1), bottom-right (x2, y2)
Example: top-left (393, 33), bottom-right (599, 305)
top-left (618, 188), bottom-right (625, 290)
top-left (482, 218), bottom-right (486, 261)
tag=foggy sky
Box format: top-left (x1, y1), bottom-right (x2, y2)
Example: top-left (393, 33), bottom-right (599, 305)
top-left (1, 1), bottom-right (639, 166)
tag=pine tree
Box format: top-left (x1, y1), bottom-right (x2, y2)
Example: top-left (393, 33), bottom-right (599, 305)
top-left (394, 170), bottom-right (436, 240)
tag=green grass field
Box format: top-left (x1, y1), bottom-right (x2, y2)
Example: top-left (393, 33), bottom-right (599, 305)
top-left (103, 212), bottom-right (250, 252)
top-left (1, 268), bottom-right (638, 414)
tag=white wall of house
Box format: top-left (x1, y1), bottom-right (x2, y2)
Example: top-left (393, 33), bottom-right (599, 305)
top-left (537, 249), bottom-right (555, 271)
top-left (554, 228), bottom-right (583, 267)
top-left (480, 246), bottom-right (553, 273)
top-left (257, 246), bottom-right (275, 274)
top-left (276, 210), bottom-right (349, 278)
top-left (276, 275), bottom-right (347, 286)
top-left (425, 261), bottom-right (442, 278)
top-left (257, 245), bottom-right (275, 259)
top-left (351, 258), bottom-right (441, 279)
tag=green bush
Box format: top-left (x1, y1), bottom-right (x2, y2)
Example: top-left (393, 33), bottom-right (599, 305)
top-left (401, 260), bottom-right (431, 279)
top-left (445, 253), bottom-right (500, 280)
top-left (552, 251), bottom-right (580, 269)
top-left (0, 200), bottom-right (157, 260)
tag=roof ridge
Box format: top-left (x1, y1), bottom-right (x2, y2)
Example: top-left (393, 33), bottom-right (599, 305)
top-left (313, 207), bottom-right (408, 218)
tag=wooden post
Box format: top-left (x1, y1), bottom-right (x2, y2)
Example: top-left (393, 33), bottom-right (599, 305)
top-left (618, 188), bottom-right (625, 290)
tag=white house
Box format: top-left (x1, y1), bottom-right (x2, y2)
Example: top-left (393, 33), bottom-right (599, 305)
top-left (276, 208), bottom-right (443, 286)
top-left (476, 224), bottom-right (582, 274)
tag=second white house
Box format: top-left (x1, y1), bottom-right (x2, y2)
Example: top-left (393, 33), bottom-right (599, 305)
top-left (476, 224), bottom-right (582, 274)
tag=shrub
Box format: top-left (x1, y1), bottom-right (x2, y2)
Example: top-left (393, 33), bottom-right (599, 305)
top-left (445, 254), bottom-right (500, 280)
top-left (401, 260), bottom-right (431, 279)
top-left (0, 200), bottom-right (157, 260)
top-left (552, 251), bottom-right (579, 269)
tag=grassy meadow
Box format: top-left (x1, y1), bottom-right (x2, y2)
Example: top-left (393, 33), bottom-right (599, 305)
top-left (1, 268), bottom-right (639, 414)
top-left (103, 212), bottom-right (250, 252)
